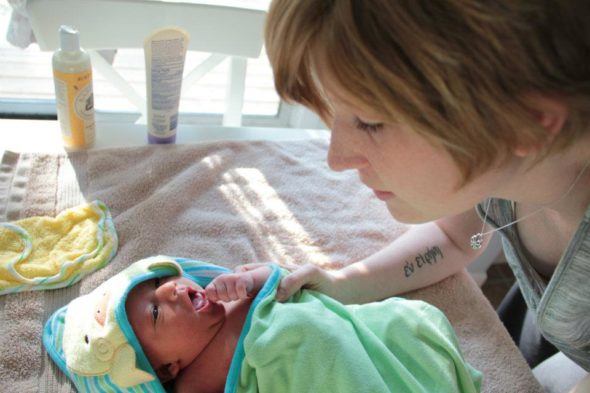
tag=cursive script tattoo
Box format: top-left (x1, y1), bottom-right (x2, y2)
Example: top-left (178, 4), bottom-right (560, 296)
top-left (404, 246), bottom-right (444, 278)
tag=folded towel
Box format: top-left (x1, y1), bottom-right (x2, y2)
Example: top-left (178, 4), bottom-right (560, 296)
top-left (0, 200), bottom-right (117, 295)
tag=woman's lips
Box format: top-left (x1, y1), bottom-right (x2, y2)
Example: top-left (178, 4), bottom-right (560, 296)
top-left (373, 190), bottom-right (395, 201)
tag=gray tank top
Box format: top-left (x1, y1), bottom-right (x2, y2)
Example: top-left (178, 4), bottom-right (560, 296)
top-left (476, 199), bottom-right (590, 371)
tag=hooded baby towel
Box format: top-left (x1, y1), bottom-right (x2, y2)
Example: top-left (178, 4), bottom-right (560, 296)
top-left (0, 200), bottom-right (117, 295)
top-left (43, 255), bottom-right (230, 392)
top-left (44, 256), bottom-right (482, 393)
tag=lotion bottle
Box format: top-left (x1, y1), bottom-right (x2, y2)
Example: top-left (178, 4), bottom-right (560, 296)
top-left (52, 25), bottom-right (96, 150)
top-left (144, 27), bottom-right (189, 144)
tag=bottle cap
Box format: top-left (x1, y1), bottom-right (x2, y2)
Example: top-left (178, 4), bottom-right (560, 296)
top-left (59, 25), bottom-right (80, 52)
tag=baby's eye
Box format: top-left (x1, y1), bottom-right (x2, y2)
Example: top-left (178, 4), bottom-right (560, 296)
top-left (355, 117), bottom-right (383, 133)
top-left (154, 277), bottom-right (161, 288)
top-left (151, 305), bottom-right (159, 322)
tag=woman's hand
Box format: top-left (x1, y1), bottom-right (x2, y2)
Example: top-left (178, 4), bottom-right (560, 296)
top-left (275, 264), bottom-right (341, 302)
top-left (205, 265), bottom-right (272, 303)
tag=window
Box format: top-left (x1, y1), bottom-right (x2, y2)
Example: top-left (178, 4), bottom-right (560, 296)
top-left (0, 0), bottom-right (288, 126)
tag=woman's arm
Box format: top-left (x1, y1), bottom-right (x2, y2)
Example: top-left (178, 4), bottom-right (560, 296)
top-left (276, 208), bottom-right (492, 304)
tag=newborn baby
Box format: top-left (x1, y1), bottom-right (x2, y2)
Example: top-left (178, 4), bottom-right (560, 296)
top-left (44, 256), bottom-right (482, 393)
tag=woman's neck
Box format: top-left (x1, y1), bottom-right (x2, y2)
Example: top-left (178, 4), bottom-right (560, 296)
top-left (503, 138), bottom-right (590, 217)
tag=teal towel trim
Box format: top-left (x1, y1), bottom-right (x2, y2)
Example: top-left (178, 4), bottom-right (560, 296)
top-left (224, 263), bottom-right (281, 393)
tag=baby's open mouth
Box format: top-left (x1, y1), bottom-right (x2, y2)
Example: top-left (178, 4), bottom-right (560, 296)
top-left (188, 288), bottom-right (208, 311)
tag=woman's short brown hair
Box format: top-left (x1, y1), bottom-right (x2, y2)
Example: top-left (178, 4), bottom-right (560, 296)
top-left (265, 0), bottom-right (590, 181)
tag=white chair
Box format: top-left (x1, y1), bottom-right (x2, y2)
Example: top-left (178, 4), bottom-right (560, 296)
top-left (26, 0), bottom-right (267, 127)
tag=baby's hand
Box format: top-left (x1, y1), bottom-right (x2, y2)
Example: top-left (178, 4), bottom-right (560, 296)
top-left (205, 265), bottom-right (272, 303)
top-left (205, 273), bottom-right (254, 303)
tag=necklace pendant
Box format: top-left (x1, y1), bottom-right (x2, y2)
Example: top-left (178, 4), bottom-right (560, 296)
top-left (470, 233), bottom-right (483, 250)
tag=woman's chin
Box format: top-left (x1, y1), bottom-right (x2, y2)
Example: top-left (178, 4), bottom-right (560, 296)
top-left (385, 202), bottom-right (433, 225)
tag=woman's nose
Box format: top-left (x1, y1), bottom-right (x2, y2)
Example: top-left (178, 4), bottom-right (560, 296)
top-left (327, 122), bottom-right (368, 172)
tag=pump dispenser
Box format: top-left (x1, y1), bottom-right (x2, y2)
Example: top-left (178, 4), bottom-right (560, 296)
top-left (52, 25), bottom-right (96, 150)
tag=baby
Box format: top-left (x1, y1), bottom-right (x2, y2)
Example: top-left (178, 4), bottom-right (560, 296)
top-left (125, 263), bottom-right (270, 391)
top-left (44, 256), bottom-right (482, 393)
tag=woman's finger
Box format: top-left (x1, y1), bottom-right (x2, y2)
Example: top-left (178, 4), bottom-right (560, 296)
top-left (235, 262), bottom-right (300, 273)
top-left (276, 262), bottom-right (301, 273)
top-left (235, 263), bottom-right (267, 273)
top-left (276, 264), bottom-right (324, 302)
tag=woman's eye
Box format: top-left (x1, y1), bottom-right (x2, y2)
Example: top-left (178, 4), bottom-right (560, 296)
top-left (152, 305), bottom-right (159, 322)
top-left (355, 118), bottom-right (383, 133)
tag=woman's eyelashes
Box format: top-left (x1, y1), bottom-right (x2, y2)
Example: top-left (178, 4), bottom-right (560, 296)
top-left (354, 117), bottom-right (383, 133)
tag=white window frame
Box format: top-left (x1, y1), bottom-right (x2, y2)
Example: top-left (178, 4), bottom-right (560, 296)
top-left (1, 0), bottom-right (308, 128)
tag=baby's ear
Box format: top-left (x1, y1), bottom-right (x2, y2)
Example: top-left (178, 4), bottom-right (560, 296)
top-left (156, 362), bottom-right (180, 382)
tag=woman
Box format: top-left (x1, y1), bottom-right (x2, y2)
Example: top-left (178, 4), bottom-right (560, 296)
top-left (263, 1), bottom-right (590, 392)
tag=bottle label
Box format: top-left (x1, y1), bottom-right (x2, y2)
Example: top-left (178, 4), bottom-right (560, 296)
top-left (53, 69), bottom-right (96, 148)
top-left (147, 33), bottom-right (187, 138)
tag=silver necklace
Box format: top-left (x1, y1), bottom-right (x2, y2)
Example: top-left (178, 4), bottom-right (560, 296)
top-left (470, 159), bottom-right (590, 250)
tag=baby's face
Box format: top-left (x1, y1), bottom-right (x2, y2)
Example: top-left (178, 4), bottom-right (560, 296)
top-left (126, 275), bottom-right (225, 382)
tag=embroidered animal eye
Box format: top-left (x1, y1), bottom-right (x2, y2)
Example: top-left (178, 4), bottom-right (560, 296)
top-left (84, 335), bottom-right (89, 344)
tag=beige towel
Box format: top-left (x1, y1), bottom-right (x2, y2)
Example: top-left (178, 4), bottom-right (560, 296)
top-left (0, 139), bottom-right (542, 392)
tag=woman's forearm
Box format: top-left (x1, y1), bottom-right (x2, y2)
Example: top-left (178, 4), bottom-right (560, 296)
top-left (335, 221), bottom-right (485, 304)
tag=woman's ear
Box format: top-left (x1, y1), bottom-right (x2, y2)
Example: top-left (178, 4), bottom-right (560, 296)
top-left (514, 93), bottom-right (569, 157)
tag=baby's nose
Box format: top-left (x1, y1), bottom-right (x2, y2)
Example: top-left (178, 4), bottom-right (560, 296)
top-left (157, 281), bottom-right (185, 301)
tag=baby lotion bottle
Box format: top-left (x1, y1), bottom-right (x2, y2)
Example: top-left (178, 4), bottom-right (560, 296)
top-left (144, 27), bottom-right (189, 144)
top-left (52, 25), bottom-right (96, 150)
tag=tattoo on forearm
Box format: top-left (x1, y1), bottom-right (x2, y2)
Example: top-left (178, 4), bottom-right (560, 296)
top-left (403, 246), bottom-right (444, 278)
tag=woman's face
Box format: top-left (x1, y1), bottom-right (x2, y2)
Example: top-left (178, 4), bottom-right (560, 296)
top-left (321, 76), bottom-right (516, 223)
top-left (126, 275), bottom-right (225, 382)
